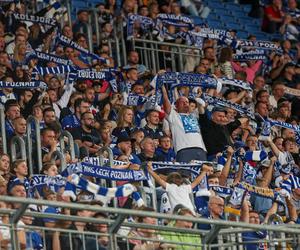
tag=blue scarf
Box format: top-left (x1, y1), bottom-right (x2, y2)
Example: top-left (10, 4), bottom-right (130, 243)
top-left (0, 81), bottom-right (47, 89)
top-left (33, 65), bottom-right (76, 75)
top-left (156, 14), bottom-right (193, 27)
top-left (245, 150), bottom-right (268, 162)
top-left (127, 14), bottom-right (154, 38)
top-left (126, 93), bottom-right (156, 108)
top-left (259, 119), bottom-right (300, 144)
top-left (233, 50), bottom-right (267, 61)
top-left (202, 94), bottom-right (255, 120)
top-left (61, 162), bottom-right (148, 182)
top-left (33, 50), bottom-right (71, 66)
top-left (157, 72), bottom-right (221, 91)
top-left (77, 69), bottom-right (112, 80)
top-left (56, 33), bottom-right (108, 63)
top-left (217, 77), bottom-right (252, 91)
top-left (281, 174), bottom-right (300, 193)
top-left (151, 161), bottom-right (205, 176)
top-left (236, 39), bottom-right (282, 51)
top-left (210, 185), bottom-right (233, 198)
top-left (65, 174), bottom-right (144, 206)
top-left (13, 13), bottom-right (57, 26)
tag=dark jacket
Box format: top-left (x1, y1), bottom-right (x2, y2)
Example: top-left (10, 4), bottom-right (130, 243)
top-left (199, 114), bottom-right (241, 156)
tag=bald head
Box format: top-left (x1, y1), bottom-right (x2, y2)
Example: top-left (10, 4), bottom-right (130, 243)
top-left (175, 96), bottom-right (189, 113)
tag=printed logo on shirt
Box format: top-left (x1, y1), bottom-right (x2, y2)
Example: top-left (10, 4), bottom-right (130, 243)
top-left (179, 114), bottom-right (200, 134)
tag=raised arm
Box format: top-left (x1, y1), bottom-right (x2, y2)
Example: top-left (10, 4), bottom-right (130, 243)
top-left (147, 162), bottom-right (167, 189)
top-left (191, 164), bottom-right (213, 189)
top-left (267, 137), bottom-right (281, 157)
top-left (162, 85), bottom-right (172, 115)
top-left (219, 146), bottom-right (234, 186)
top-left (260, 156), bottom-right (276, 188)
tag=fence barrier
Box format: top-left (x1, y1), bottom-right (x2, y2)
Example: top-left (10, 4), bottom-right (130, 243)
top-left (0, 196), bottom-right (300, 250)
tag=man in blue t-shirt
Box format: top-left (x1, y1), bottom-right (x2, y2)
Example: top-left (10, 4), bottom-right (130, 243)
top-left (242, 210), bottom-right (267, 250)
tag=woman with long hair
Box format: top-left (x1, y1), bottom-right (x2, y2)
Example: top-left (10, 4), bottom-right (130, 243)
top-left (219, 47), bottom-right (234, 79)
top-left (112, 106), bottom-right (135, 138)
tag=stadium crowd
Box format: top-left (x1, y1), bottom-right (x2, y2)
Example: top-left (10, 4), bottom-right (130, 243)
top-left (1, 0), bottom-right (300, 249)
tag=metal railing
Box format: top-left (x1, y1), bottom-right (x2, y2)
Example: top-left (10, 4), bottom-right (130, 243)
top-left (10, 136), bottom-right (27, 162)
top-left (0, 105), bottom-right (7, 154)
top-left (59, 130), bottom-right (76, 161)
top-left (0, 196), bottom-right (300, 250)
top-left (50, 150), bottom-right (66, 170)
top-left (26, 115), bottom-right (42, 175)
top-left (131, 37), bottom-right (202, 74)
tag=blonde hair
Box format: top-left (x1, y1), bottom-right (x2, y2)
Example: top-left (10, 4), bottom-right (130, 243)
top-left (116, 106), bottom-right (134, 127)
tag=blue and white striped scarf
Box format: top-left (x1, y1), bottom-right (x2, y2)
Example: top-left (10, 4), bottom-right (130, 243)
top-left (127, 14), bottom-right (154, 39)
top-left (259, 119), bottom-right (300, 144)
top-left (281, 174), bottom-right (300, 193)
top-left (31, 65), bottom-right (77, 85)
top-left (202, 94), bottom-right (255, 120)
top-left (245, 150), bottom-right (268, 162)
top-left (210, 185), bottom-right (233, 198)
top-left (242, 162), bottom-right (257, 185)
top-left (65, 174), bottom-right (144, 206)
top-left (217, 77), bottom-right (252, 91)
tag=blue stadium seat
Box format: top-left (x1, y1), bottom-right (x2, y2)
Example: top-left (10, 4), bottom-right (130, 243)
top-left (219, 15), bottom-right (236, 23)
top-left (207, 19), bottom-right (223, 28)
top-left (242, 4), bottom-right (252, 13)
top-left (232, 10), bottom-right (247, 18)
top-left (208, 13), bottom-right (219, 20)
top-left (253, 32), bottom-right (269, 40)
top-left (213, 8), bottom-right (231, 15)
top-left (192, 16), bottom-right (205, 25)
top-left (224, 22), bottom-right (242, 31)
top-left (207, 2), bottom-right (224, 9)
top-left (224, 3), bottom-right (243, 12)
top-left (72, 0), bottom-right (89, 8)
top-left (237, 30), bottom-right (249, 39)
top-left (87, 0), bottom-right (105, 6)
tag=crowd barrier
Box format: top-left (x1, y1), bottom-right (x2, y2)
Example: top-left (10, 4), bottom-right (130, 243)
top-left (0, 106), bottom-right (7, 155)
top-left (0, 196), bottom-right (300, 250)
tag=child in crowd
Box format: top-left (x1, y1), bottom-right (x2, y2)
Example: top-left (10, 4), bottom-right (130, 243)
top-left (147, 162), bottom-right (213, 213)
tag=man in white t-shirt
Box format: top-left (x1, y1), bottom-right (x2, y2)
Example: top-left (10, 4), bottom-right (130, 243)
top-left (162, 86), bottom-right (207, 162)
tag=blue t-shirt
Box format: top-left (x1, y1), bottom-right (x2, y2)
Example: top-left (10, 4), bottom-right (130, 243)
top-left (242, 231), bottom-right (267, 250)
top-left (61, 114), bottom-right (81, 130)
top-left (26, 230), bottom-right (43, 250)
top-left (155, 147), bottom-right (176, 162)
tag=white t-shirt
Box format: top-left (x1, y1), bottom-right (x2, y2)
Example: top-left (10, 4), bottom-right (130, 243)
top-left (167, 108), bottom-right (206, 153)
top-left (278, 151), bottom-right (295, 166)
top-left (166, 183), bottom-right (194, 213)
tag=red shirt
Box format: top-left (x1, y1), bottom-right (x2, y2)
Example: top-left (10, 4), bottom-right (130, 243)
top-left (262, 5), bottom-right (282, 30)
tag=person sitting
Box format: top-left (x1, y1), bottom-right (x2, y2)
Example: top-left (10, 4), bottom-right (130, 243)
top-left (198, 195), bottom-right (225, 230)
top-left (161, 205), bottom-right (202, 250)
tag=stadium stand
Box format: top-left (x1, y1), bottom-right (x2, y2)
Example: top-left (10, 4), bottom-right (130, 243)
top-left (1, 0), bottom-right (300, 249)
